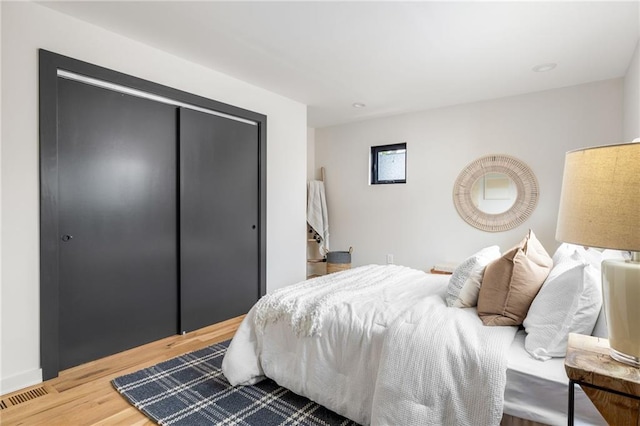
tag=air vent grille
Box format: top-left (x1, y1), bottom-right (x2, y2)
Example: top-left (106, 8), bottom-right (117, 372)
top-left (1, 386), bottom-right (48, 409)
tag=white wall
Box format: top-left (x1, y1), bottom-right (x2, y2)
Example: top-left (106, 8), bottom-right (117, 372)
top-left (315, 79), bottom-right (623, 271)
top-left (0, 0), bottom-right (4, 396)
top-left (307, 127), bottom-right (316, 181)
top-left (0, 1), bottom-right (307, 394)
top-left (623, 39), bottom-right (640, 141)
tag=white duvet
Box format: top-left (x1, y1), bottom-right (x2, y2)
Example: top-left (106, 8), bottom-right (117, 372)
top-left (372, 298), bottom-right (516, 425)
top-left (222, 265), bottom-right (517, 425)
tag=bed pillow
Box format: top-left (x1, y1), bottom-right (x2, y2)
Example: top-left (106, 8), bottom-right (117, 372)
top-left (445, 246), bottom-right (501, 308)
top-left (591, 308), bottom-right (608, 338)
top-left (550, 245), bottom-right (626, 339)
top-left (523, 250), bottom-right (601, 360)
top-left (553, 243), bottom-right (627, 271)
top-left (552, 243), bottom-right (580, 266)
top-left (552, 243), bottom-right (597, 268)
top-left (477, 230), bottom-right (552, 326)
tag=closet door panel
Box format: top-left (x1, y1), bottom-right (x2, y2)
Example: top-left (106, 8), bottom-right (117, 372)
top-left (180, 108), bottom-right (259, 332)
top-left (58, 79), bottom-right (178, 370)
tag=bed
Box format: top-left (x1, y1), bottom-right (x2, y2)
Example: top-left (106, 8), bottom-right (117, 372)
top-left (222, 258), bottom-right (607, 425)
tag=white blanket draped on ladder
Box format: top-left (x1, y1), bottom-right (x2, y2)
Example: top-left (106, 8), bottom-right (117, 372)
top-left (307, 180), bottom-right (329, 254)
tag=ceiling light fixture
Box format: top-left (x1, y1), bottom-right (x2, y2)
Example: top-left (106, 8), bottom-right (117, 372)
top-left (532, 63), bottom-right (557, 73)
top-left (352, 102), bottom-right (366, 108)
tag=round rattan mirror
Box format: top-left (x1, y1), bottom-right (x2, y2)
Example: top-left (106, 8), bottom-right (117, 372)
top-left (453, 155), bottom-right (538, 232)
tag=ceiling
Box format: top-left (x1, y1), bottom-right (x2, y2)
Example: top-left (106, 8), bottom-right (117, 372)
top-left (39, 1), bottom-right (640, 128)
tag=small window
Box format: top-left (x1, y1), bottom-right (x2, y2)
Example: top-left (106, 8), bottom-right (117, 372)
top-left (371, 143), bottom-right (407, 184)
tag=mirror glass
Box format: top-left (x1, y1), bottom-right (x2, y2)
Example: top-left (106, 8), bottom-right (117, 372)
top-left (453, 155), bottom-right (538, 232)
top-left (470, 172), bottom-right (517, 214)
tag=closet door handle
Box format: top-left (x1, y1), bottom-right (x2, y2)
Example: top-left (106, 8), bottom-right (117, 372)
top-left (61, 234), bottom-right (73, 242)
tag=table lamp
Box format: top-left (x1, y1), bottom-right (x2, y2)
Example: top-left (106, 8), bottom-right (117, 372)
top-left (556, 142), bottom-right (640, 366)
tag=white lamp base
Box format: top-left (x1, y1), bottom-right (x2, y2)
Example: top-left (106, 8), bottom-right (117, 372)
top-left (602, 254), bottom-right (640, 367)
top-left (610, 347), bottom-right (640, 367)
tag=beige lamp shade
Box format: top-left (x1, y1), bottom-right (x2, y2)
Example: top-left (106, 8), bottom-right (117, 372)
top-left (555, 142), bottom-right (640, 251)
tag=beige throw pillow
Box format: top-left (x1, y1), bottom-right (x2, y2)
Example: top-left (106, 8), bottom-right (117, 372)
top-left (477, 230), bottom-right (552, 326)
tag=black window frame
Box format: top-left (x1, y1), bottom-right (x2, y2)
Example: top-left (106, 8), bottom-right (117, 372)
top-left (370, 143), bottom-right (407, 185)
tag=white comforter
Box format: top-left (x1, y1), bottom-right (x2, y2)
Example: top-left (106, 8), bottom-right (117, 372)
top-left (222, 265), bottom-right (517, 425)
top-left (371, 298), bottom-right (517, 425)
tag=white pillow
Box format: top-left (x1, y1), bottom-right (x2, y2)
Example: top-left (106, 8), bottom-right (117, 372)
top-left (551, 244), bottom-right (627, 339)
top-left (552, 243), bottom-right (627, 272)
top-left (591, 308), bottom-right (608, 338)
top-left (551, 242), bottom-right (573, 265)
top-left (602, 249), bottom-right (629, 261)
top-left (523, 250), bottom-right (601, 360)
top-left (445, 246), bottom-right (501, 308)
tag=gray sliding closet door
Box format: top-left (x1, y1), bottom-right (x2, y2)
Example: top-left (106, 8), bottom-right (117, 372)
top-left (57, 79), bottom-right (178, 370)
top-left (179, 108), bottom-right (259, 332)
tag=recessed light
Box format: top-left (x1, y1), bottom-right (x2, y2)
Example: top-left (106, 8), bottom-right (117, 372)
top-left (352, 102), bottom-right (366, 108)
top-left (532, 63), bottom-right (557, 73)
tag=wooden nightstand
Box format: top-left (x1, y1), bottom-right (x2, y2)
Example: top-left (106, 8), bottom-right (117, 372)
top-left (429, 263), bottom-right (457, 275)
top-left (429, 268), bottom-right (453, 275)
top-left (564, 333), bottom-right (640, 426)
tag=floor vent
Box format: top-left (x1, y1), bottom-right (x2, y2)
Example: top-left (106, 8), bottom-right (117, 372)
top-left (1, 386), bottom-right (48, 409)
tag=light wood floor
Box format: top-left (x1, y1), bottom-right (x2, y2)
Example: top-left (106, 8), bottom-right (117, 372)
top-left (0, 315), bottom-right (243, 425)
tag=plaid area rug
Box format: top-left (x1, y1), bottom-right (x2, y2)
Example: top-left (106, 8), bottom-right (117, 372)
top-left (112, 340), bottom-right (359, 426)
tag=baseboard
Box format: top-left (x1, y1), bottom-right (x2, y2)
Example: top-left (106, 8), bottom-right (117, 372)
top-left (0, 368), bottom-right (43, 396)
